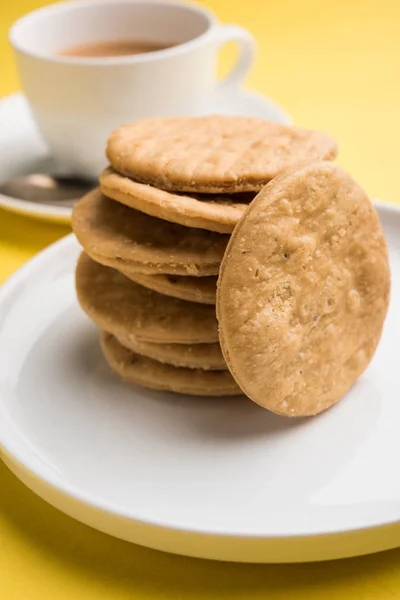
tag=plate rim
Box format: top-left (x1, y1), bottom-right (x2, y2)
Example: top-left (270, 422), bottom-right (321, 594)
top-left (0, 202), bottom-right (400, 552)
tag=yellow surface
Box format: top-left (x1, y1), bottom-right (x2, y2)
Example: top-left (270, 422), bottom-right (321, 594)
top-left (1, 0), bottom-right (400, 597)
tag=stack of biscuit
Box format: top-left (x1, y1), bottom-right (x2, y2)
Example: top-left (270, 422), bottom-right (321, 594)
top-left (72, 115), bottom-right (357, 404)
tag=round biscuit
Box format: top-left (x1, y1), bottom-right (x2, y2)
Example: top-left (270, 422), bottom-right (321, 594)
top-left (119, 271), bottom-right (216, 305)
top-left (100, 167), bottom-right (252, 233)
top-left (100, 332), bottom-right (240, 396)
top-left (76, 253), bottom-right (219, 345)
top-left (72, 188), bottom-right (228, 276)
top-left (111, 330), bottom-right (226, 370)
top-left (107, 115), bottom-right (338, 193)
top-left (217, 162), bottom-right (390, 417)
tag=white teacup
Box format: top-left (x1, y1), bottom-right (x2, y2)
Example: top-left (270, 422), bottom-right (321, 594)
top-left (10, 0), bottom-right (255, 179)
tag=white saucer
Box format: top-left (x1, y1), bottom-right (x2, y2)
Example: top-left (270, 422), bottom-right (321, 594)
top-left (0, 92), bottom-right (291, 225)
top-left (1, 202), bottom-right (400, 563)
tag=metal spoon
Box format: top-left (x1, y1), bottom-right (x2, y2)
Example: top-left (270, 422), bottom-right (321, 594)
top-left (0, 173), bottom-right (95, 208)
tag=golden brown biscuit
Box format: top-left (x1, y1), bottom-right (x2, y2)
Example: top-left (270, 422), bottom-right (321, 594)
top-left (106, 116), bottom-right (338, 193)
top-left (100, 167), bottom-right (252, 233)
top-left (110, 330), bottom-right (226, 370)
top-left (100, 332), bottom-right (241, 396)
top-left (76, 253), bottom-right (219, 344)
top-left (72, 189), bottom-right (228, 276)
top-left (217, 162), bottom-right (390, 417)
top-left (119, 271), bottom-right (217, 305)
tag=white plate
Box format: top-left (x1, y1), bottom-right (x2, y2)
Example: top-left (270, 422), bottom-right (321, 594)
top-left (1, 203), bottom-right (400, 564)
top-left (0, 92), bottom-right (290, 225)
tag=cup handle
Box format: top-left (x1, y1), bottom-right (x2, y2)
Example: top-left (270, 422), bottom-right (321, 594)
top-left (214, 24), bottom-right (256, 89)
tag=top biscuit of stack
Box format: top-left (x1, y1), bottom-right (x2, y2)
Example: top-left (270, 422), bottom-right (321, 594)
top-left (103, 116), bottom-right (338, 233)
top-left (106, 116), bottom-right (337, 194)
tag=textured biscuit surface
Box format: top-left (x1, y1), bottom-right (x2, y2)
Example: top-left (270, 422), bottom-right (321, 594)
top-left (106, 116), bottom-right (338, 193)
top-left (72, 189), bottom-right (228, 276)
top-left (76, 253), bottom-right (219, 344)
top-left (217, 162), bottom-right (390, 417)
top-left (100, 332), bottom-right (240, 396)
top-left (121, 271), bottom-right (217, 305)
top-left (111, 330), bottom-right (226, 370)
top-left (100, 167), bottom-right (252, 233)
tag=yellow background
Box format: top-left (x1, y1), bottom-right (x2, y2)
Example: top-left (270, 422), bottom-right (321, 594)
top-left (1, 0), bottom-right (400, 597)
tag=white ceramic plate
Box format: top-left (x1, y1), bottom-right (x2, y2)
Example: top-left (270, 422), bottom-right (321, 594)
top-left (0, 92), bottom-right (290, 224)
top-left (1, 203), bottom-right (400, 563)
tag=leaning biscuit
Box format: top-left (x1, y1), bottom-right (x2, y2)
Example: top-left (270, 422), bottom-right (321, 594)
top-left (76, 253), bottom-right (219, 344)
top-left (72, 189), bottom-right (228, 276)
top-left (106, 115), bottom-right (337, 193)
top-left (217, 162), bottom-right (390, 417)
top-left (100, 332), bottom-right (240, 397)
top-left (100, 167), bottom-right (252, 233)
